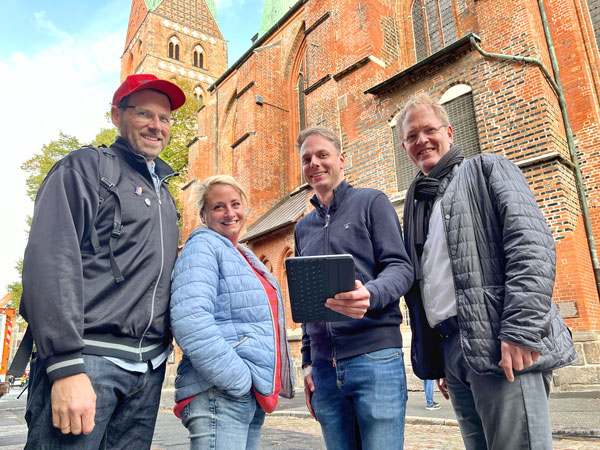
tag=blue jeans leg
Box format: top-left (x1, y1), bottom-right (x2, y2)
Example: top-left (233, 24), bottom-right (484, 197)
top-left (424, 379), bottom-right (434, 406)
top-left (25, 354), bottom-right (166, 450)
top-left (311, 348), bottom-right (407, 450)
top-left (181, 387), bottom-right (265, 450)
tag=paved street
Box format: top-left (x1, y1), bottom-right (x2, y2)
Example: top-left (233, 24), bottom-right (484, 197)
top-left (2, 388), bottom-right (600, 449)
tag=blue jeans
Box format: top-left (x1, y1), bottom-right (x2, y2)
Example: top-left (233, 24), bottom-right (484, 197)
top-left (424, 379), bottom-right (435, 406)
top-left (441, 332), bottom-right (553, 450)
top-left (25, 353), bottom-right (166, 450)
top-left (311, 348), bottom-right (407, 450)
top-left (181, 387), bottom-right (266, 450)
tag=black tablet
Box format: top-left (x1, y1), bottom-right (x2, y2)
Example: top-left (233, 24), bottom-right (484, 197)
top-left (285, 254), bottom-right (355, 323)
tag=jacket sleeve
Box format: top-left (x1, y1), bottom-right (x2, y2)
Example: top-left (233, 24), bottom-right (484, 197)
top-left (363, 192), bottom-right (414, 310)
top-left (485, 156), bottom-right (556, 352)
top-left (21, 160), bottom-right (99, 382)
top-left (170, 234), bottom-right (252, 397)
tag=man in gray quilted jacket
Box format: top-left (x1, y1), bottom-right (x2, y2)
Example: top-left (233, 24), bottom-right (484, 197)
top-left (400, 93), bottom-right (577, 450)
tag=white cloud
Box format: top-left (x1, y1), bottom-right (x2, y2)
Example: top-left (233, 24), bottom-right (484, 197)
top-left (0, 25), bottom-right (124, 293)
top-left (34, 10), bottom-right (74, 43)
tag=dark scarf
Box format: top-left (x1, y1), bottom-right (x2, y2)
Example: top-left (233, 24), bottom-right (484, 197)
top-left (403, 144), bottom-right (464, 280)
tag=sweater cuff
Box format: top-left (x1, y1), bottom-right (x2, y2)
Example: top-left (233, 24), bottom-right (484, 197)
top-left (364, 283), bottom-right (379, 310)
top-left (46, 351), bottom-right (86, 383)
top-left (301, 348), bottom-right (312, 367)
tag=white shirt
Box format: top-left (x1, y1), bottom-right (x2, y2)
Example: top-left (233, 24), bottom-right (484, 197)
top-left (420, 197), bottom-right (457, 327)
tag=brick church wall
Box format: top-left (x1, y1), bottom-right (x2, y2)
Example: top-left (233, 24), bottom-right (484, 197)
top-left (125, 0), bottom-right (600, 389)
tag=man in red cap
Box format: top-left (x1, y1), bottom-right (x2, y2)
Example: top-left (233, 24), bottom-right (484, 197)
top-left (20, 74), bottom-right (186, 449)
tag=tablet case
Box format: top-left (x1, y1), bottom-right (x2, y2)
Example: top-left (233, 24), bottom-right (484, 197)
top-left (285, 254), bottom-right (355, 322)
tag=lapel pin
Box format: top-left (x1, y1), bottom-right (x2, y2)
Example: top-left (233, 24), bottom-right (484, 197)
top-left (145, 198), bottom-right (151, 207)
top-left (135, 186), bottom-right (143, 196)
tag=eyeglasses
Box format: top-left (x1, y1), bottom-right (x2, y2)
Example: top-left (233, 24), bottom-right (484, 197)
top-left (124, 105), bottom-right (176, 127)
top-left (403, 125), bottom-right (447, 145)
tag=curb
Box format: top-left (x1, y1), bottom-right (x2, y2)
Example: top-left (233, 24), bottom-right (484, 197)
top-left (406, 416), bottom-right (459, 427)
top-left (552, 428), bottom-right (600, 439)
top-left (268, 411), bottom-right (600, 440)
top-left (269, 411), bottom-right (461, 428)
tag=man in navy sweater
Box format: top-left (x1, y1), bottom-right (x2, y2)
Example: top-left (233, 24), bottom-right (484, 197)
top-left (294, 126), bottom-right (414, 450)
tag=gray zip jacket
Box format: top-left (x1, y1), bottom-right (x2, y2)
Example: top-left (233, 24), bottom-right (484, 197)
top-left (21, 137), bottom-right (179, 382)
top-left (406, 153), bottom-right (577, 379)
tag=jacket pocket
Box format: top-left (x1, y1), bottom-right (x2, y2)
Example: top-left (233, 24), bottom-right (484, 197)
top-left (482, 288), bottom-right (504, 341)
top-left (482, 288), bottom-right (503, 325)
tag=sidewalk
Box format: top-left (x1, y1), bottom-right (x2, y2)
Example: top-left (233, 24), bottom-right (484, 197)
top-left (160, 388), bottom-right (600, 439)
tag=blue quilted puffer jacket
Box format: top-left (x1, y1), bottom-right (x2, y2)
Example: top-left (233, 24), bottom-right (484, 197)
top-left (170, 227), bottom-right (294, 403)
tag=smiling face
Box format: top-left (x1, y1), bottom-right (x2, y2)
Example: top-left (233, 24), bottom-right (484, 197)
top-left (201, 183), bottom-right (246, 245)
top-left (111, 89), bottom-right (172, 162)
top-left (401, 105), bottom-right (453, 175)
top-left (300, 134), bottom-right (345, 207)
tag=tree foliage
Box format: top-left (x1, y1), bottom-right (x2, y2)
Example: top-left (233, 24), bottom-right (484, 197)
top-left (21, 132), bottom-right (82, 202)
top-left (92, 127), bottom-right (118, 148)
top-left (160, 78), bottom-right (198, 204)
top-left (8, 81), bottom-right (197, 303)
top-left (7, 259), bottom-right (23, 310)
top-left (162, 78), bottom-right (197, 178)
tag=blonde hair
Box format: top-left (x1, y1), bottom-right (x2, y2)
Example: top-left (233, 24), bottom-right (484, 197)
top-left (196, 175), bottom-right (248, 218)
top-left (295, 126), bottom-right (341, 154)
top-left (396, 93), bottom-right (450, 139)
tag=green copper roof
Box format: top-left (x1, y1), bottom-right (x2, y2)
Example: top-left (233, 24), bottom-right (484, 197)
top-left (145, 0), bottom-right (163, 12)
top-left (205, 0), bottom-right (218, 22)
top-left (258, 0), bottom-right (296, 37)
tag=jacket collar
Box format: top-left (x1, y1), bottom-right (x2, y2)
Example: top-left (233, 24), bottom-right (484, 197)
top-left (111, 136), bottom-right (175, 180)
top-left (310, 179), bottom-right (352, 215)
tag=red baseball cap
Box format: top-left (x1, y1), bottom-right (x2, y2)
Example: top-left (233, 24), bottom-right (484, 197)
top-left (112, 74), bottom-right (186, 111)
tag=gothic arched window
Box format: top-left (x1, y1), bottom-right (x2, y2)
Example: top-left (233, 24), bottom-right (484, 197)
top-left (193, 85), bottom-right (204, 106)
top-left (297, 58), bottom-right (307, 132)
top-left (168, 36), bottom-right (181, 60)
top-left (193, 45), bottom-right (205, 69)
top-left (411, 0), bottom-right (457, 61)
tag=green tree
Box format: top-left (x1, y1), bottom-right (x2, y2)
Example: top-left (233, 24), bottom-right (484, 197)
top-left (160, 78), bottom-right (198, 203)
top-left (162, 78), bottom-right (197, 177)
top-left (7, 259), bottom-right (23, 310)
top-left (92, 127), bottom-right (118, 148)
top-left (8, 84), bottom-right (197, 303)
top-left (21, 132), bottom-right (82, 202)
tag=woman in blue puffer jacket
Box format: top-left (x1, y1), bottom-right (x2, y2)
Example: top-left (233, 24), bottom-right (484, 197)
top-left (170, 175), bottom-right (294, 450)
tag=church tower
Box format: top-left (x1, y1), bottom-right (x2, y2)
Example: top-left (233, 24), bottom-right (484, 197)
top-left (121, 0), bottom-right (227, 107)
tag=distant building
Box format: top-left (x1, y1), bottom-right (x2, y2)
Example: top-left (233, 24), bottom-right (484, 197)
top-left (121, 0), bottom-right (227, 107)
top-left (123, 0), bottom-right (600, 390)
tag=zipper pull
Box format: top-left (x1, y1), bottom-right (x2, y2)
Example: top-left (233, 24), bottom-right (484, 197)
top-left (324, 214), bottom-right (330, 228)
top-left (332, 358), bottom-right (336, 368)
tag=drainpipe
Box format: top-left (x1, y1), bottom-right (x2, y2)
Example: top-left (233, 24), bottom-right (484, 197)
top-left (537, 0), bottom-right (600, 300)
top-left (215, 86), bottom-right (219, 174)
top-left (469, 3), bottom-right (600, 299)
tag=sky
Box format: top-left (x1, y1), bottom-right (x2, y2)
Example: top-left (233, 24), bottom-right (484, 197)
top-left (0, 0), bottom-right (265, 294)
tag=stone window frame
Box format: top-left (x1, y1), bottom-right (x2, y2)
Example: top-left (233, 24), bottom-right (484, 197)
top-left (411, 0), bottom-right (458, 62)
top-left (193, 44), bottom-right (205, 69)
top-left (168, 35), bottom-right (181, 61)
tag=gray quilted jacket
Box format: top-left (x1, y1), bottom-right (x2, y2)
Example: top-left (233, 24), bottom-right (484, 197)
top-left (407, 153), bottom-right (577, 378)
